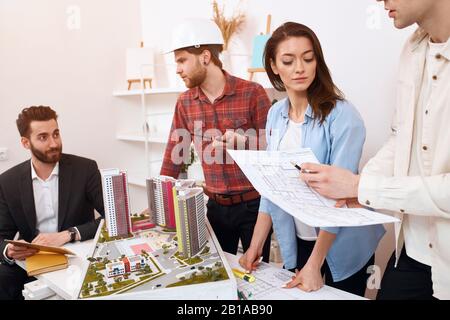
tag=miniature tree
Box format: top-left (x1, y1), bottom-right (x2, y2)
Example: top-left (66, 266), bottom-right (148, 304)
top-left (98, 279), bottom-right (106, 286)
top-left (211, 271), bottom-right (219, 281)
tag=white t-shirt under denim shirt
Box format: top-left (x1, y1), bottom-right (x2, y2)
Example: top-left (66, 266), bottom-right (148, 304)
top-left (278, 119), bottom-right (317, 241)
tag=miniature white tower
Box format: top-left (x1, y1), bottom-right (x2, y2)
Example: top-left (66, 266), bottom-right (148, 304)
top-left (101, 169), bottom-right (132, 237)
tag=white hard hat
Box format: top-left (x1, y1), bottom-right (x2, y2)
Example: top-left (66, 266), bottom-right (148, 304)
top-left (166, 18), bottom-right (224, 53)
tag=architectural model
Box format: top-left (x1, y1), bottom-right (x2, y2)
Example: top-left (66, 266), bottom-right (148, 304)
top-left (78, 174), bottom-right (235, 299)
top-left (78, 224), bottom-right (235, 299)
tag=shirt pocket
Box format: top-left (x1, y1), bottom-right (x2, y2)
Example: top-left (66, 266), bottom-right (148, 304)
top-left (222, 118), bottom-right (250, 132)
top-left (187, 117), bottom-right (206, 135)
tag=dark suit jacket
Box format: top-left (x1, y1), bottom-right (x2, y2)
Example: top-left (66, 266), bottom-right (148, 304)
top-left (0, 154), bottom-right (105, 263)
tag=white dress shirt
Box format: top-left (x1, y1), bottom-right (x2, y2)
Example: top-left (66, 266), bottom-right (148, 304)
top-left (32, 162), bottom-right (59, 234)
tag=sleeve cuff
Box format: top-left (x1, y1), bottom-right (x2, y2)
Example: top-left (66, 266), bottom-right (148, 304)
top-left (3, 244), bottom-right (15, 265)
top-left (358, 173), bottom-right (383, 208)
top-left (259, 196), bottom-right (270, 213)
top-left (73, 227), bottom-right (82, 241)
top-left (320, 227), bottom-right (341, 235)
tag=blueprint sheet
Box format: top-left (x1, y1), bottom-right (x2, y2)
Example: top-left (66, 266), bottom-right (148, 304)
top-left (227, 149), bottom-right (399, 227)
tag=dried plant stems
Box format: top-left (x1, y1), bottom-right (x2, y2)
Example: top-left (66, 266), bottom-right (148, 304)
top-left (212, 0), bottom-right (245, 50)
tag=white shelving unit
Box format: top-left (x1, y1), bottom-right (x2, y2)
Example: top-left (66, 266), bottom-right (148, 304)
top-left (113, 80), bottom-right (183, 187)
top-left (113, 86), bottom-right (275, 97)
top-left (113, 87), bottom-right (185, 97)
top-left (116, 132), bottom-right (168, 144)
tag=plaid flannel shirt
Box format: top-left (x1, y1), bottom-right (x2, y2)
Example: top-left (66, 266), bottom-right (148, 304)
top-left (160, 71), bottom-right (271, 194)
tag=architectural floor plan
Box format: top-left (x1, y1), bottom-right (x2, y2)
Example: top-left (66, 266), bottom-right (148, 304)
top-left (225, 253), bottom-right (365, 300)
top-left (227, 149), bottom-right (399, 227)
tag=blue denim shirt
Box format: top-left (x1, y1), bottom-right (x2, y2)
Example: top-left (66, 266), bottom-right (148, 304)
top-left (259, 98), bottom-right (385, 281)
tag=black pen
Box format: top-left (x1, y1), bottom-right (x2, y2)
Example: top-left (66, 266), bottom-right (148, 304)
top-left (290, 161), bottom-right (302, 171)
top-left (290, 161), bottom-right (315, 174)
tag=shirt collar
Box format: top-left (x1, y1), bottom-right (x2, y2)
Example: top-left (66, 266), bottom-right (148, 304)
top-left (31, 161), bottom-right (59, 181)
top-left (193, 70), bottom-right (236, 101)
top-left (280, 99), bottom-right (314, 120)
top-left (410, 27), bottom-right (450, 60)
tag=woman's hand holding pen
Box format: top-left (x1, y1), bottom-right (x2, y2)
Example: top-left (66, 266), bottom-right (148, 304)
top-left (239, 246), bottom-right (263, 273)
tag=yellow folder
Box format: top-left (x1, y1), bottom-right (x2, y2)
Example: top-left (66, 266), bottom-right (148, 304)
top-left (25, 251), bottom-right (68, 276)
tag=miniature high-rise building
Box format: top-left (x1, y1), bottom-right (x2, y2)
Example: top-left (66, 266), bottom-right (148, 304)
top-left (153, 176), bottom-right (176, 229)
top-left (147, 176), bottom-right (195, 230)
top-left (145, 178), bottom-right (157, 227)
top-left (174, 187), bottom-right (207, 258)
top-left (101, 169), bottom-right (132, 237)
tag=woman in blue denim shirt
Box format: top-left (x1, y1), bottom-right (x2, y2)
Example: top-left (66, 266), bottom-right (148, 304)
top-left (239, 22), bottom-right (385, 296)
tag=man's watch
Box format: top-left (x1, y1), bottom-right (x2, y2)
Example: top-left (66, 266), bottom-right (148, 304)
top-left (68, 227), bottom-right (77, 243)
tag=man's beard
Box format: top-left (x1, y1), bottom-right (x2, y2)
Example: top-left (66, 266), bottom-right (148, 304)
top-left (30, 143), bottom-right (62, 164)
top-left (183, 63), bottom-right (207, 89)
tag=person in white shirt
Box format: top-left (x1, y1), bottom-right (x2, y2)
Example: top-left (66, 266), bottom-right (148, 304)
top-left (0, 106), bottom-right (104, 300)
top-left (299, 0), bottom-right (450, 299)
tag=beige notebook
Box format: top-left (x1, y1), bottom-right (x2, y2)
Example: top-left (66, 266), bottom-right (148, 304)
top-left (25, 252), bottom-right (68, 276)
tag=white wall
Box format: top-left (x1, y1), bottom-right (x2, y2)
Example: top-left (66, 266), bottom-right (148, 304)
top-left (0, 0), bottom-right (148, 209)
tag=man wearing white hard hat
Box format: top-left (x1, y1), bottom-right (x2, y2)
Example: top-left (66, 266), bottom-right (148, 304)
top-left (160, 19), bottom-right (273, 261)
